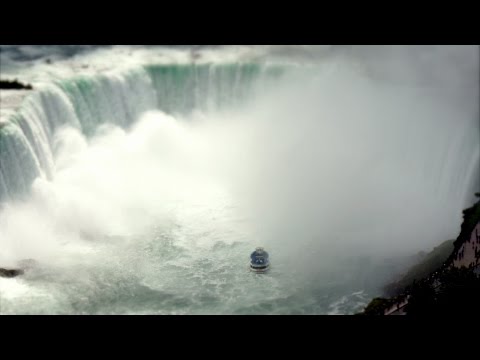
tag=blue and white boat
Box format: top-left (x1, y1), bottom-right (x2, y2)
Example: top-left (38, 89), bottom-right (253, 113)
top-left (250, 247), bottom-right (270, 273)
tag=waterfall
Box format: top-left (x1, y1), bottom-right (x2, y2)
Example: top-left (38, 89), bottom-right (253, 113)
top-left (0, 63), bottom-right (284, 202)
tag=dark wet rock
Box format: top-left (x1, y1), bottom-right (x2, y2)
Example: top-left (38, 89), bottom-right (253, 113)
top-left (0, 259), bottom-right (36, 278)
top-left (0, 79), bottom-right (33, 90)
top-left (0, 268), bottom-right (25, 278)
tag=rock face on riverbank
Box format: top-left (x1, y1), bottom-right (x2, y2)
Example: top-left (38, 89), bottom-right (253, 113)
top-left (361, 195), bottom-right (480, 315)
top-left (383, 239), bottom-right (455, 297)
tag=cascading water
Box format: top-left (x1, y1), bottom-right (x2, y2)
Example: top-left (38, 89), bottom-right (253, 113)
top-left (0, 63), bottom-right (284, 202)
top-left (0, 45), bottom-right (478, 314)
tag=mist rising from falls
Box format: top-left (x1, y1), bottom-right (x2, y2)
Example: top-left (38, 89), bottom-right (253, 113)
top-left (0, 46), bottom-right (478, 313)
top-left (0, 112), bottom-right (223, 266)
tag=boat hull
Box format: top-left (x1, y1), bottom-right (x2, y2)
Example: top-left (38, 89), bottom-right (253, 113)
top-left (250, 264), bottom-right (270, 273)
